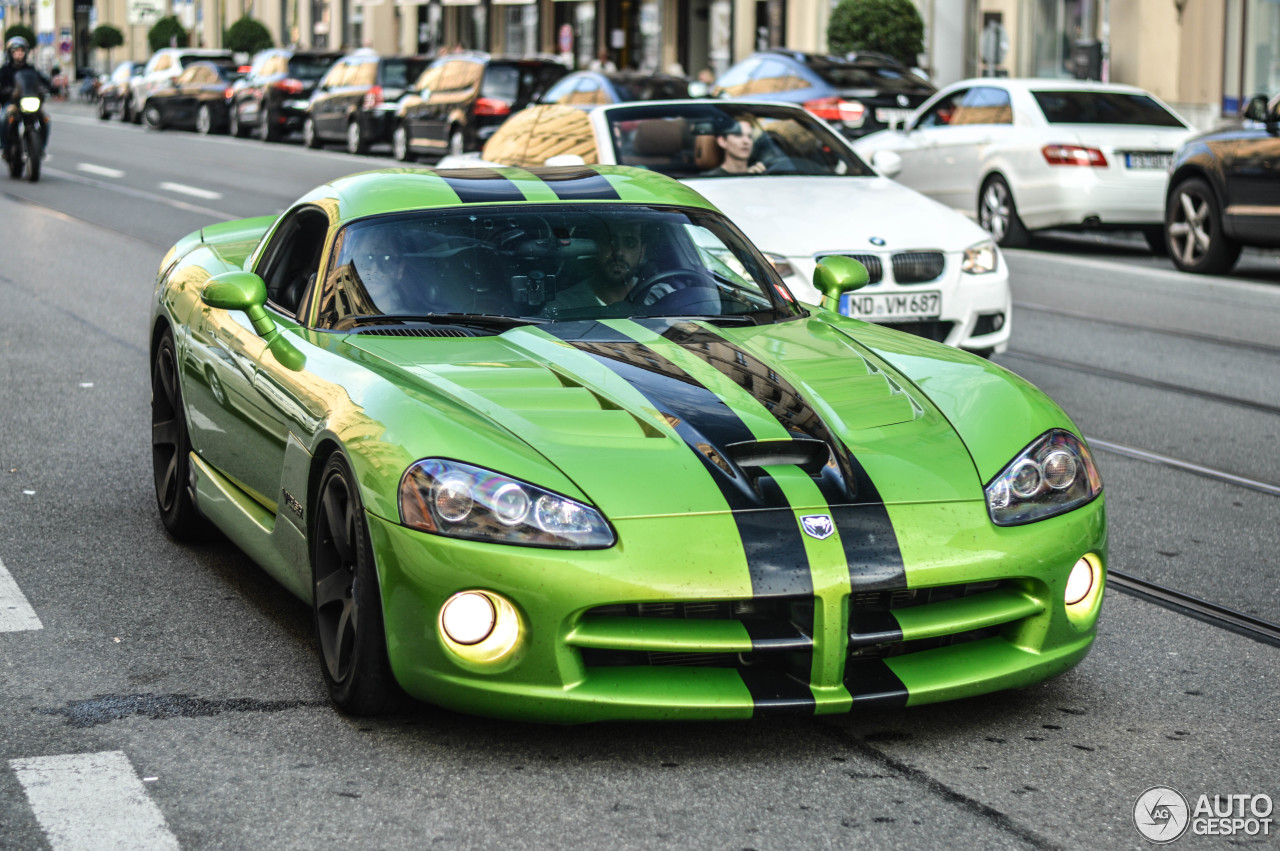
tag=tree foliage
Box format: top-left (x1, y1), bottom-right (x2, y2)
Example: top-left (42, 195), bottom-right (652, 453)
top-left (147, 16), bottom-right (189, 53)
top-left (4, 24), bottom-right (38, 49)
top-left (224, 17), bottom-right (273, 55)
top-left (91, 24), bottom-right (126, 51)
top-left (827, 0), bottom-right (924, 67)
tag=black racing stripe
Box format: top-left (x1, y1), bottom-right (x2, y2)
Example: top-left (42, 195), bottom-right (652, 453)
top-left (843, 659), bottom-right (909, 708)
top-left (655, 320), bottom-right (907, 592)
top-left (542, 323), bottom-right (812, 601)
top-left (539, 169), bottom-right (622, 201)
top-left (436, 168), bottom-right (526, 204)
top-left (739, 669), bottom-right (815, 716)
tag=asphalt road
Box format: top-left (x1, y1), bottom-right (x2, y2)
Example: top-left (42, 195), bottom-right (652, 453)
top-left (0, 102), bottom-right (1277, 850)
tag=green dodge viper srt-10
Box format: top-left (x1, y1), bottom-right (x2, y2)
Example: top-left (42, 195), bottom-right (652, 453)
top-left (150, 165), bottom-right (1106, 721)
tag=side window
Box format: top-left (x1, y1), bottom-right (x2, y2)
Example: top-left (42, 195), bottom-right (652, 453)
top-left (175, 66), bottom-right (199, 85)
top-left (415, 64), bottom-right (445, 93)
top-left (569, 77), bottom-right (603, 105)
top-left (152, 54), bottom-right (172, 73)
top-left (916, 89), bottom-right (970, 128)
top-left (745, 60), bottom-right (791, 95)
top-left (542, 76), bottom-right (578, 104)
top-left (714, 59), bottom-right (759, 97)
top-left (953, 86), bottom-right (1013, 125)
top-left (257, 208), bottom-right (330, 316)
top-left (354, 62), bottom-right (378, 87)
top-left (318, 61), bottom-right (343, 89)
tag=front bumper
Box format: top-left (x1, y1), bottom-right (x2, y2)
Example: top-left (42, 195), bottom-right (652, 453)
top-left (367, 494), bottom-right (1106, 723)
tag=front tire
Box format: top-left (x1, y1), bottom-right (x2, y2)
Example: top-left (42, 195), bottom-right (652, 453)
top-left (1166, 177), bottom-right (1241, 274)
top-left (302, 116), bottom-right (321, 149)
top-left (195, 104), bottom-right (214, 135)
top-left (978, 174), bottom-right (1030, 248)
top-left (151, 330), bottom-right (205, 540)
top-left (143, 101), bottom-right (164, 130)
top-left (312, 453), bottom-right (403, 715)
top-left (392, 123), bottom-right (415, 162)
top-left (229, 105), bottom-right (246, 137)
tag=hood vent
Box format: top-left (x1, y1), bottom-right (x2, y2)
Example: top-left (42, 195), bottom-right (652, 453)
top-left (357, 327), bottom-right (475, 338)
top-left (724, 438), bottom-right (832, 477)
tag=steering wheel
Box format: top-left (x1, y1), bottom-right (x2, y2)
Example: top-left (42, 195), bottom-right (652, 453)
top-left (628, 269), bottom-right (698, 306)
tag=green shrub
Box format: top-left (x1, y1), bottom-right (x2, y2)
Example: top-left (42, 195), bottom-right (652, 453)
top-left (147, 16), bottom-right (189, 53)
top-left (224, 17), bottom-right (273, 55)
top-left (4, 24), bottom-right (38, 49)
top-left (91, 24), bottom-right (125, 51)
top-left (828, 0), bottom-right (924, 67)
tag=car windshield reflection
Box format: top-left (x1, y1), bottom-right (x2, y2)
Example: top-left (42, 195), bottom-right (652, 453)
top-left (318, 205), bottom-right (802, 330)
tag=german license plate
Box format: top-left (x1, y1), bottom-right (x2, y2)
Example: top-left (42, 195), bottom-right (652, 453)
top-left (1124, 152), bottom-right (1171, 169)
top-left (842, 291), bottom-right (941, 321)
top-left (875, 108), bottom-right (913, 128)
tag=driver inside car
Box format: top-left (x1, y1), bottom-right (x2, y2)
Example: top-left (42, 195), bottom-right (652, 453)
top-left (550, 220), bottom-right (651, 311)
top-left (700, 119), bottom-right (767, 176)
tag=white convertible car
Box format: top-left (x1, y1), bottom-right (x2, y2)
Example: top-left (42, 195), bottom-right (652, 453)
top-left (852, 78), bottom-right (1194, 251)
top-left (437, 99), bottom-right (1012, 356)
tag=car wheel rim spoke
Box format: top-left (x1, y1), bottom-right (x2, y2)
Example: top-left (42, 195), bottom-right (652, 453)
top-left (322, 485), bottom-right (355, 564)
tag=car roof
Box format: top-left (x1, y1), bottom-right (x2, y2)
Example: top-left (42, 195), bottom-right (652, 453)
top-left (944, 77), bottom-right (1155, 95)
top-left (302, 166), bottom-right (718, 222)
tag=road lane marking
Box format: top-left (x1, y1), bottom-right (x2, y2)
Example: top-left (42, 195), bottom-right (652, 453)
top-left (9, 751), bottom-right (180, 851)
top-left (158, 181), bottom-right (223, 200)
top-left (0, 554), bottom-right (42, 632)
top-left (40, 168), bottom-right (237, 223)
top-left (76, 163), bottom-right (124, 179)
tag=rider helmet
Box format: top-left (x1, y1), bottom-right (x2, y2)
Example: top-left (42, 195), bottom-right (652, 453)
top-left (5, 36), bottom-right (30, 62)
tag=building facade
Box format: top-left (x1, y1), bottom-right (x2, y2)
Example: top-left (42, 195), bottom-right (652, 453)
top-left (7, 0), bottom-right (1277, 131)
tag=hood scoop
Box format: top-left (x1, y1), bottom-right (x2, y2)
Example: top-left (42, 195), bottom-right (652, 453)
top-left (724, 438), bottom-right (831, 477)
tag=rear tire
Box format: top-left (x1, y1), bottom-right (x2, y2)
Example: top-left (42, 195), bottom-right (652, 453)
top-left (392, 124), bottom-right (415, 162)
top-left (978, 174), bottom-right (1030, 248)
top-left (151, 330), bottom-right (206, 540)
top-left (303, 116), bottom-right (321, 149)
top-left (312, 452), bottom-right (404, 715)
top-left (1166, 177), bottom-right (1241, 275)
top-left (143, 101), bottom-right (164, 130)
top-left (229, 105), bottom-right (246, 138)
top-left (195, 104), bottom-right (214, 135)
top-left (346, 119), bottom-right (367, 156)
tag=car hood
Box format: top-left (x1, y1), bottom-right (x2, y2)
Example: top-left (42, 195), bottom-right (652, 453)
top-left (347, 316), bottom-right (983, 520)
top-left (685, 176), bottom-right (989, 256)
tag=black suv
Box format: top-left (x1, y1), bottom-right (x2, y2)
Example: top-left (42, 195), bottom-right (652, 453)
top-left (712, 49), bottom-right (934, 139)
top-left (302, 51), bottom-right (430, 154)
top-left (390, 52), bottom-right (567, 161)
top-left (1164, 92), bottom-right (1280, 274)
top-left (230, 48), bottom-right (342, 141)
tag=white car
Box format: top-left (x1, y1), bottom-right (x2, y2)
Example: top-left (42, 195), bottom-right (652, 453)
top-left (851, 79), bottom-right (1195, 250)
top-left (439, 100), bottom-right (1011, 355)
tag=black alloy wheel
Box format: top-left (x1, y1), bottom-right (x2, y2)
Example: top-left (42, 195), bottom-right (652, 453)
top-left (978, 174), bottom-right (1030, 248)
top-left (312, 453), bottom-right (403, 715)
top-left (151, 330), bottom-right (205, 539)
top-left (1166, 177), bottom-right (1242, 275)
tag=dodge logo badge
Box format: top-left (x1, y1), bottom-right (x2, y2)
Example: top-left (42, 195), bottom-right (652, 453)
top-left (801, 515), bottom-right (835, 540)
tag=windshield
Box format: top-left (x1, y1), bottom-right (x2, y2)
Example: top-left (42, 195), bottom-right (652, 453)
top-left (611, 77), bottom-right (691, 101)
top-left (605, 103), bottom-right (876, 179)
top-left (288, 57), bottom-right (337, 82)
top-left (811, 61), bottom-right (932, 93)
top-left (318, 204), bottom-right (802, 329)
top-left (1031, 90), bottom-right (1186, 126)
top-left (482, 64), bottom-right (566, 105)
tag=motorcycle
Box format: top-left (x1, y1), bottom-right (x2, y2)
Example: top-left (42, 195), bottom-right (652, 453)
top-left (5, 68), bottom-right (47, 182)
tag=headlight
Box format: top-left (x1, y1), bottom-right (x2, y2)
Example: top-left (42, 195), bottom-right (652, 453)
top-left (961, 240), bottom-right (998, 274)
top-left (985, 430), bottom-right (1102, 526)
top-left (19, 96), bottom-right (41, 113)
top-left (763, 253), bottom-right (798, 279)
top-left (399, 459), bottom-right (614, 548)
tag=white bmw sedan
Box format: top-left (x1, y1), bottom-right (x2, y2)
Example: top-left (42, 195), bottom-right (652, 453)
top-left (851, 79), bottom-right (1195, 251)
top-left (438, 100), bottom-right (1011, 355)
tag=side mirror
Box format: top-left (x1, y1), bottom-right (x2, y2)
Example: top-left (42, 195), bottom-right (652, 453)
top-left (814, 256), bottom-right (869, 312)
top-left (871, 150), bottom-right (903, 179)
top-left (202, 271), bottom-right (305, 371)
top-left (1241, 94), bottom-right (1269, 123)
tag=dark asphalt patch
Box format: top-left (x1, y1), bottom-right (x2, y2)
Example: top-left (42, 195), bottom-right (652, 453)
top-left (38, 693), bottom-right (322, 727)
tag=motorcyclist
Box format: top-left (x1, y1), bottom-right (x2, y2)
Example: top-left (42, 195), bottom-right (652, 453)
top-left (0, 37), bottom-right (53, 160)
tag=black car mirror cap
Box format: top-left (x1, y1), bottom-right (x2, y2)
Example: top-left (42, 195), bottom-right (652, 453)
top-left (814, 255), bottom-right (870, 311)
top-left (1241, 94), bottom-right (1269, 122)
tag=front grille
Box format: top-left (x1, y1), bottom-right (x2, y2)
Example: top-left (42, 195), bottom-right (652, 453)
top-left (879, 320), bottom-right (953, 342)
top-left (817, 253), bottom-right (883, 284)
top-left (891, 251), bottom-right (945, 283)
top-left (848, 580), bottom-right (1025, 661)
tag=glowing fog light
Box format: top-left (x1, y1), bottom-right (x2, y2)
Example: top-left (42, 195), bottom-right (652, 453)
top-left (1065, 558), bottom-right (1095, 606)
top-left (440, 592), bottom-right (496, 645)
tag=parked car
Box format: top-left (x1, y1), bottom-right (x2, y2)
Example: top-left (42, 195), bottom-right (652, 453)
top-left (302, 51), bottom-right (430, 154)
top-left (1163, 92), bottom-right (1280, 274)
top-left (539, 70), bottom-right (691, 108)
top-left (229, 48), bottom-right (342, 141)
top-left (440, 100), bottom-right (1012, 355)
top-left (150, 164), bottom-right (1105, 720)
top-left (130, 48), bottom-right (235, 124)
top-left (389, 52), bottom-right (567, 161)
top-left (712, 50), bottom-right (934, 139)
top-left (97, 60), bottom-right (144, 122)
top-left (853, 78), bottom-right (1195, 250)
top-left (140, 61), bottom-right (245, 134)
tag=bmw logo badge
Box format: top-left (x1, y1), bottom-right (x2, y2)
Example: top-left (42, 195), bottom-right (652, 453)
top-left (869, 236), bottom-right (886, 246)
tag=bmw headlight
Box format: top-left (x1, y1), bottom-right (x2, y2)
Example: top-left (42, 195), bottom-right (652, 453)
top-left (985, 430), bottom-right (1102, 526)
top-left (961, 240), bottom-right (998, 275)
top-left (399, 459), bottom-right (614, 548)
